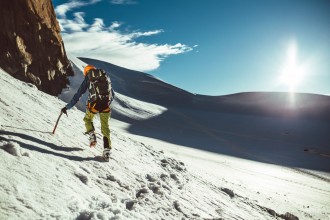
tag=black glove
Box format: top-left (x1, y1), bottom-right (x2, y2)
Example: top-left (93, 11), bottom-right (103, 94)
top-left (61, 107), bottom-right (68, 116)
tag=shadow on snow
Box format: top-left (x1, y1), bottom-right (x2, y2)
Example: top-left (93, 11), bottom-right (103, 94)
top-left (0, 130), bottom-right (100, 162)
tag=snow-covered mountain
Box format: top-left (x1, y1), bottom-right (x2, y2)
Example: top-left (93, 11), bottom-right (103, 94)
top-left (1, 59), bottom-right (330, 220)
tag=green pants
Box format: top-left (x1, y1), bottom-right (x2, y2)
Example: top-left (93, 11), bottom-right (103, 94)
top-left (83, 109), bottom-right (111, 149)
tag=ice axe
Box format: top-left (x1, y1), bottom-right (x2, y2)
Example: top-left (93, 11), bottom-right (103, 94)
top-left (52, 110), bottom-right (67, 134)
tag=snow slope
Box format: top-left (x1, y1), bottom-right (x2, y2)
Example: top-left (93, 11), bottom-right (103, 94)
top-left (79, 58), bottom-right (330, 172)
top-left (1, 64), bottom-right (329, 220)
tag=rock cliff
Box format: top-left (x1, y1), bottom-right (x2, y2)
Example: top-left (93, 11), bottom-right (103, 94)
top-left (0, 0), bottom-right (73, 95)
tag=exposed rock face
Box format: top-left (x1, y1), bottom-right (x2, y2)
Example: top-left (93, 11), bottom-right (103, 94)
top-left (0, 0), bottom-right (73, 95)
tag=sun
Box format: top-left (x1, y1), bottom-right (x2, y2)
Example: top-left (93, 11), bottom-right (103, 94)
top-left (279, 42), bottom-right (307, 93)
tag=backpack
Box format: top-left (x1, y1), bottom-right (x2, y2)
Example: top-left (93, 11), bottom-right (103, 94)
top-left (86, 68), bottom-right (113, 104)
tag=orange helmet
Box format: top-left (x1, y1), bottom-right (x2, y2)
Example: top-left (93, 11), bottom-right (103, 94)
top-left (83, 64), bottom-right (96, 76)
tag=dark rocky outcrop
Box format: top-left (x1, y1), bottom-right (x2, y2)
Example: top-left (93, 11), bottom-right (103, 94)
top-left (0, 0), bottom-right (73, 95)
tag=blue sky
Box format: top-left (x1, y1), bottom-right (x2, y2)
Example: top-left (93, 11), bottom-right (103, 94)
top-left (53, 0), bottom-right (330, 96)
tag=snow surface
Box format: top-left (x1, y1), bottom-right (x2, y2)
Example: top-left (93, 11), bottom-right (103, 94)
top-left (0, 60), bottom-right (330, 219)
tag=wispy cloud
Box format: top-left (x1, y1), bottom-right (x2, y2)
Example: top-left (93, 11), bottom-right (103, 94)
top-left (57, 12), bottom-right (88, 31)
top-left (55, 0), bottom-right (192, 72)
top-left (110, 0), bottom-right (137, 5)
top-left (55, 0), bottom-right (101, 17)
top-left (128, 30), bottom-right (164, 39)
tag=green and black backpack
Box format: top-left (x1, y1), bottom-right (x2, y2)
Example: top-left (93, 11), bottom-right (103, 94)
top-left (86, 68), bottom-right (113, 104)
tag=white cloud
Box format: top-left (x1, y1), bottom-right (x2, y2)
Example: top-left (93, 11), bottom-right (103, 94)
top-left (109, 21), bottom-right (121, 31)
top-left (128, 30), bottom-right (164, 38)
top-left (55, 2), bottom-right (192, 72)
top-left (88, 18), bottom-right (105, 32)
top-left (110, 0), bottom-right (137, 5)
top-left (58, 12), bottom-right (88, 31)
top-left (55, 0), bottom-right (102, 17)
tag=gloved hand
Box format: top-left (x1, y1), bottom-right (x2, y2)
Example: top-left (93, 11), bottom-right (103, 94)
top-left (61, 107), bottom-right (68, 116)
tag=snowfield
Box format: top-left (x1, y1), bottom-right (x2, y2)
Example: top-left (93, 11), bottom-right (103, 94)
top-left (0, 63), bottom-right (329, 219)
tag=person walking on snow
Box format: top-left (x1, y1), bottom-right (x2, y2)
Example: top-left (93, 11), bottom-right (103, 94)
top-left (61, 64), bottom-right (115, 161)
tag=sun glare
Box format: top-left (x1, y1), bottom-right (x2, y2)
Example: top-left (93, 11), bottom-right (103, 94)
top-left (279, 42), bottom-right (307, 93)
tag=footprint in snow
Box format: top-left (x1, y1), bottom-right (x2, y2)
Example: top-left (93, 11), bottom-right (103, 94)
top-left (160, 157), bottom-right (186, 172)
top-left (136, 188), bottom-right (148, 198)
top-left (220, 187), bottom-right (235, 198)
top-left (125, 200), bottom-right (136, 210)
top-left (148, 182), bottom-right (163, 195)
top-left (170, 173), bottom-right (179, 181)
top-left (106, 174), bottom-right (116, 181)
top-left (75, 172), bottom-right (89, 185)
top-left (146, 174), bottom-right (157, 182)
top-left (0, 141), bottom-right (30, 157)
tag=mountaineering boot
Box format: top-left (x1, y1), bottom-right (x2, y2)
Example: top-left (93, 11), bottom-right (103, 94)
top-left (103, 136), bottom-right (111, 161)
top-left (103, 148), bottom-right (111, 162)
top-left (88, 130), bottom-right (97, 147)
top-left (103, 136), bottom-right (111, 149)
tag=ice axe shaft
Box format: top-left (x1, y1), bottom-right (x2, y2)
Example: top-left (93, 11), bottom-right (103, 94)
top-left (52, 112), bottom-right (63, 134)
